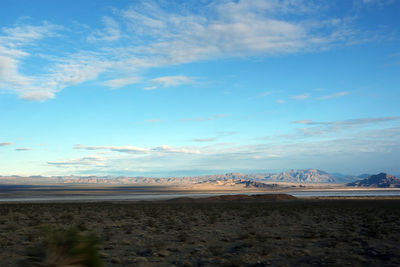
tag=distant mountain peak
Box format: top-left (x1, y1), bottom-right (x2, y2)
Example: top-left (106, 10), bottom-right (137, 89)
top-left (265, 169), bottom-right (337, 183)
top-left (225, 172), bottom-right (245, 177)
top-left (347, 173), bottom-right (400, 188)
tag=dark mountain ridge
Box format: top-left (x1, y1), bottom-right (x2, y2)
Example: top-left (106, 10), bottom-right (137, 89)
top-left (347, 173), bottom-right (400, 188)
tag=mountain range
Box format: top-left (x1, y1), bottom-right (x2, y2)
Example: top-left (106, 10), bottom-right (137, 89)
top-left (347, 173), bottom-right (400, 188)
top-left (0, 169), bottom-right (371, 185)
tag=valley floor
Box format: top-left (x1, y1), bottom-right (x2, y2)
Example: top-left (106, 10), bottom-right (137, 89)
top-left (0, 199), bottom-right (400, 266)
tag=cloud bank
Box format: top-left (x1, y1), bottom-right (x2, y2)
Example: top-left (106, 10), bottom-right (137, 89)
top-left (0, 1), bottom-right (383, 101)
top-left (47, 124), bottom-right (400, 175)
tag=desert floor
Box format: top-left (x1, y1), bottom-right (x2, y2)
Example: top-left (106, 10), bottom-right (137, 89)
top-left (0, 198), bottom-right (399, 266)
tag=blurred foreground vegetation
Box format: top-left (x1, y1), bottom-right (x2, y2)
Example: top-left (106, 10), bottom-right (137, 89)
top-left (0, 199), bottom-right (399, 266)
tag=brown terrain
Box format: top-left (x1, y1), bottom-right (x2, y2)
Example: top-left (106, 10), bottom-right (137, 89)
top-left (0, 195), bottom-right (399, 266)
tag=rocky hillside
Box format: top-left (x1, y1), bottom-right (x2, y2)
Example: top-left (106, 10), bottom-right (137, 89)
top-left (347, 173), bottom-right (400, 188)
top-left (187, 169), bottom-right (348, 184)
top-left (262, 169), bottom-right (336, 183)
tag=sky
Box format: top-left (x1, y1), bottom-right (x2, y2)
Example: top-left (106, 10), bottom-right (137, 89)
top-left (0, 0), bottom-right (399, 177)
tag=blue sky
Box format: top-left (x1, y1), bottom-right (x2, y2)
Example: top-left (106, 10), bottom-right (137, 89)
top-left (0, 0), bottom-right (399, 177)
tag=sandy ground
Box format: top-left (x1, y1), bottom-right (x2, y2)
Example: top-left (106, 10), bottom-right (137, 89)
top-left (0, 197), bottom-right (399, 266)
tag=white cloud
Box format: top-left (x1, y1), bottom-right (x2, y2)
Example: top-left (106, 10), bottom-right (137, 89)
top-left (103, 77), bottom-right (141, 89)
top-left (191, 131), bottom-right (237, 143)
top-left (149, 75), bottom-right (193, 88)
top-left (74, 143), bottom-right (199, 154)
top-left (293, 116), bottom-right (400, 126)
top-left (0, 23), bottom-right (62, 100)
top-left (293, 119), bottom-right (312, 125)
top-left (152, 145), bottom-right (200, 154)
top-left (283, 91), bottom-right (349, 103)
top-left (192, 138), bottom-right (216, 142)
top-left (48, 154), bottom-right (106, 167)
top-left (317, 91), bottom-right (350, 100)
top-left (0, 1), bottom-right (385, 101)
top-left (289, 116), bottom-right (400, 138)
top-left (248, 90), bottom-right (277, 100)
top-left (75, 144), bottom-right (150, 154)
top-left (119, 1), bottom-right (312, 63)
top-left (144, 86), bottom-right (157, 90)
top-left (0, 53), bottom-right (33, 95)
top-left (50, 143), bottom-right (201, 173)
top-left (19, 91), bottom-right (55, 101)
top-left (87, 16), bottom-right (121, 42)
top-left (291, 93), bottom-right (310, 100)
top-left (0, 23), bottom-right (111, 101)
top-left (1, 22), bottom-right (59, 44)
top-left (47, 54), bottom-right (110, 89)
top-left (48, 124), bottom-right (400, 175)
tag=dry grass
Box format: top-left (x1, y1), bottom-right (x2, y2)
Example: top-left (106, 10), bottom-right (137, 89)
top-left (0, 199), bottom-right (399, 266)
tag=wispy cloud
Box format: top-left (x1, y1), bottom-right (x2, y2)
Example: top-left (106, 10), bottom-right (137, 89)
top-left (291, 93), bottom-right (310, 100)
top-left (192, 138), bottom-right (217, 142)
top-left (48, 155), bottom-right (106, 167)
top-left (0, 1), bottom-right (381, 101)
top-left (15, 147), bottom-right (31, 151)
top-left (46, 125), bottom-right (400, 175)
top-left (248, 91), bottom-right (277, 100)
top-left (0, 142), bottom-right (12, 147)
top-left (152, 145), bottom-right (200, 154)
top-left (74, 144), bottom-right (199, 154)
top-left (87, 16), bottom-right (121, 42)
top-left (58, 125), bottom-right (400, 175)
top-left (0, 22), bottom-right (63, 101)
top-left (147, 75), bottom-right (193, 89)
top-left (191, 131), bottom-right (238, 143)
top-left (103, 77), bottom-right (141, 89)
top-left (74, 144), bottom-right (150, 154)
top-left (279, 91), bottom-right (349, 103)
top-left (361, 0), bottom-right (396, 6)
top-left (316, 91), bottom-right (350, 100)
top-left (289, 116), bottom-right (400, 138)
top-left (293, 116), bottom-right (400, 126)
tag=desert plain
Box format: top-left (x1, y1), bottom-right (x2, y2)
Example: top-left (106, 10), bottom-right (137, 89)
top-left (0, 194), bottom-right (399, 266)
